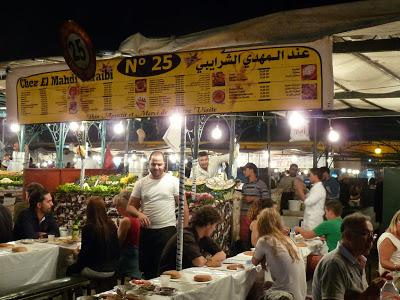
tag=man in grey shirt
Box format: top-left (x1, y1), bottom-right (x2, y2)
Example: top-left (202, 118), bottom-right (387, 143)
top-left (312, 213), bottom-right (387, 299)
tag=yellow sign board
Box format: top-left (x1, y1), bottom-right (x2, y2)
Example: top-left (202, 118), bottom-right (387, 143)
top-left (9, 39), bottom-right (332, 124)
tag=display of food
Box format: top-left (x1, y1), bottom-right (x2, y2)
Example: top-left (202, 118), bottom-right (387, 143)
top-left (205, 177), bottom-right (235, 190)
top-left (184, 177), bottom-right (207, 186)
top-left (0, 171), bottom-right (23, 189)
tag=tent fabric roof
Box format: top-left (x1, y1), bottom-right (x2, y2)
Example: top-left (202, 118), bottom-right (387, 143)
top-left (118, 0), bottom-right (400, 113)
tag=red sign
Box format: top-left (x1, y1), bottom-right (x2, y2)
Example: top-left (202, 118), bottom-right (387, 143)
top-left (60, 20), bottom-right (96, 81)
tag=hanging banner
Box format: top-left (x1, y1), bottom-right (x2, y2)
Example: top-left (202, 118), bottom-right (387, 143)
top-left (7, 37), bottom-right (333, 124)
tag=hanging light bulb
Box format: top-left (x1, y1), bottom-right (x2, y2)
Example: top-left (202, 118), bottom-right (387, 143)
top-left (374, 146), bottom-right (382, 155)
top-left (328, 128), bottom-right (340, 142)
top-left (69, 122), bottom-right (79, 131)
top-left (211, 125), bottom-right (222, 140)
top-left (113, 122), bottom-right (124, 134)
top-left (169, 113), bottom-right (183, 129)
top-left (10, 123), bottom-right (20, 133)
top-left (288, 111), bottom-right (306, 129)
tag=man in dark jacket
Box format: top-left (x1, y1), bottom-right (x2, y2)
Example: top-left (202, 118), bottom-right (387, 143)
top-left (13, 188), bottom-right (59, 239)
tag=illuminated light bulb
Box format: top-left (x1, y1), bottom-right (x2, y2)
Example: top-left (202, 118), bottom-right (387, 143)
top-left (328, 128), bottom-right (340, 142)
top-left (211, 125), bottom-right (222, 140)
top-left (10, 123), bottom-right (20, 133)
top-left (113, 122), bottom-right (124, 134)
top-left (69, 122), bottom-right (79, 131)
top-left (288, 111), bottom-right (306, 129)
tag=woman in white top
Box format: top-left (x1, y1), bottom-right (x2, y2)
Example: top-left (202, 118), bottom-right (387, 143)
top-left (296, 168), bottom-right (326, 230)
top-left (252, 207), bottom-right (306, 300)
top-left (378, 209), bottom-right (400, 287)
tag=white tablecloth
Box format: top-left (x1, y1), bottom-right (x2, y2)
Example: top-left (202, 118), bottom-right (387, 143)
top-left (99, 260), bottom-right (258, 300)
top-left (0, 242), bottom-right (59, 294)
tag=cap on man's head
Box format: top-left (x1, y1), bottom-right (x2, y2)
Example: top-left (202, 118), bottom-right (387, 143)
top-left (244, 162), bottom-right (258, 174)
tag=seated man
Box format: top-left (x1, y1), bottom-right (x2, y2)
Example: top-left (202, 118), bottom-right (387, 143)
top-left (13, 188), bottom-right (60, 239)
top-left (159, 205), bottom-right (226, 273)
top-left (294, 200), bottom-right (343, 252)
top-left (14, 182), bottom-right (44, 223)
top-left (312, 213), bottom-right (387, 299)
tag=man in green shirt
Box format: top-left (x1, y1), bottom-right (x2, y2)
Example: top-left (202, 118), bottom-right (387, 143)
top-left (294, 200), bottom-right (342, 252)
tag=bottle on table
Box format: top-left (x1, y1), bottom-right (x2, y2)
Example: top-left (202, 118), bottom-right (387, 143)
top-left (71, 218), bottom-right (80, 241)
top-left (380, 277), bottom-right (399, 299)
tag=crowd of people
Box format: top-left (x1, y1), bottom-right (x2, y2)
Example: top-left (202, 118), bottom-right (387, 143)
top-left (1, 149), bottom-right (399, 299)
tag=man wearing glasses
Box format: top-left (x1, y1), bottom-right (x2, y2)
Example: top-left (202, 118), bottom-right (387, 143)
top-left (312, 213), bottom-right (386, 299)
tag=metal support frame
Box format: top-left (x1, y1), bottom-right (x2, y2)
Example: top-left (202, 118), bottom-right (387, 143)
top-left (46, 123), bottom-right (70, 168)
top-left (198, 114), bottom-right (236, 178)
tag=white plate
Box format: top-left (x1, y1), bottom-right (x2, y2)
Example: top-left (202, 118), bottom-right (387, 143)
top-left (20, 239), bottom-right (35, 244)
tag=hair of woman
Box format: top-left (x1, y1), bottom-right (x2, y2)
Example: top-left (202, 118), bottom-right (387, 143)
top-left (113, 190), bottom-right (131, 209)
top-left (86, 196), bottom-right (115, 241)
top-left (257, 207), bottom-right (300, 262)
top-left (387, 209), bottom-right (400, 236)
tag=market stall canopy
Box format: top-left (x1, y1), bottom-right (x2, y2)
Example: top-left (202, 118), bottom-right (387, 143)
top-left (119, 0), bottom-right (400, 112)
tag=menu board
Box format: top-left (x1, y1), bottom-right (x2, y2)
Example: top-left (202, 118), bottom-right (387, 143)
top-left (8, 38), bottom-right (333, 124)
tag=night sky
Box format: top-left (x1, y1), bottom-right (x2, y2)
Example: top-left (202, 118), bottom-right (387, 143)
top-left (1, 1), bottom-right (355, 61)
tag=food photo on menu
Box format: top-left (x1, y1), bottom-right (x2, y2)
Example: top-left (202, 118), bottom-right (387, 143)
top-left (212, 90), bottom-right (225, 104)
top-left (301, 83), bottom-right (317, 100)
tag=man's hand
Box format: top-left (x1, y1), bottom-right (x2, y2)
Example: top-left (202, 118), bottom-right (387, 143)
top-left (138, 212), bottom-right (151, 228)
top-left (362, 276), bottom-right (387, 298)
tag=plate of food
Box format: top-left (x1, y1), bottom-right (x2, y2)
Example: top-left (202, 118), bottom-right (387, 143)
top-left (206, 177), bottom-right (235, 190)
top-left (185, 177), bottom-right (206, 186)
top-left (20, 239), bottom-right (35, 244)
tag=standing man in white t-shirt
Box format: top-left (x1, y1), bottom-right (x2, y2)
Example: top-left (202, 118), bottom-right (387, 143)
top-left (127, 151), bottom-right (189, 279)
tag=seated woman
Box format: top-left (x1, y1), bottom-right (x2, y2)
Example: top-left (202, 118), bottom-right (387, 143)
top-left (252, 208), bottom-right (306, 300)
top-left (248, 198), bottom-right (278, 247)
top-left (113, 191), bottom-right (141, 279)
top-left (0, 204), bottom-right (13, 243)
top-left (159, 205), bottom-right (226, 273)
top-left (378, 209), bottom-right (400, 289)
top-left (67, 197), bottom-right (120, 279)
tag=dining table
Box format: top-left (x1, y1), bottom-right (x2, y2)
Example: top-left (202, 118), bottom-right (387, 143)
top-left (0, 237), bottom-right (81, 294)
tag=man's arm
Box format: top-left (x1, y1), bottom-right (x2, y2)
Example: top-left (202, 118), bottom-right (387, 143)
top-left (192, 256), bottom-right (207, 267)
top-left (175, 195), bottom-right (189, 227)
top-left (211, 251), bottom-right (226, 262)
top-left (127, 197), bottom-right (150, 228)
top-left (294, 226), bottom-right (316, 239)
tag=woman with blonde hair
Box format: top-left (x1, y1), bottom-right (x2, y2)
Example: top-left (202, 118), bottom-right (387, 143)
top-left (252, 208), bottom-right (306, 300)
top-left (113, 190), bottom-right (141, 279)
top-left (377, 209), bottom-right (400, 287)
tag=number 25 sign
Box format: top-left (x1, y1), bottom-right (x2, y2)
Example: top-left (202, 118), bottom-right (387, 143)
top-left (60, 20), bottom-right (96, 81)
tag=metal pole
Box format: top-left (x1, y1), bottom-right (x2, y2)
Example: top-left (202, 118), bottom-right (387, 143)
top-left (100, 121), bottom-right (106, 168)
top-left (176, 116), bottom-right (186, 271)
top-left (191, 116), bottom-right (200, 195)
top-left (124, 119), bottom-right (131, 173)
top-left (267, 120), bottom-right (271, 190)
top-left (313, 118), bottom-right (317, 168)
top-left (79, 122), bottom-right (87, 187)
top-left (57, 123), bottom-right (65, 168)
top-left (228, 116), bottom-right (236, 179)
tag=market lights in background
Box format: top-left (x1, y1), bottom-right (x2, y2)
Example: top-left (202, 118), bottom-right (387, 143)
top-left (113, 122), bottom-right (124, 135)
top-left (211, 125), bottom-right (222, 140)
top-left (288, 111), bottom-right (306, 129)
top-left (169, 113), bottom-right (183, 129)
top-left (10, 123), bottom-right (20, 133)
top-left (327, 127), bottom-right (340, 142)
